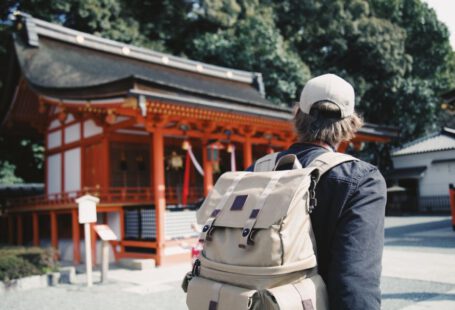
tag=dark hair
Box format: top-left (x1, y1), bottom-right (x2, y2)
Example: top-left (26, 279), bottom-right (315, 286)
top-left (293, 101), bottom-right (363, 146)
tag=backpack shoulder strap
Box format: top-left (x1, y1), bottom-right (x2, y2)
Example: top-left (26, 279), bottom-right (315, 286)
top-left (306, 152), bottom-right (359, 177)
top-left (253, 152), bottom-right (280, 172)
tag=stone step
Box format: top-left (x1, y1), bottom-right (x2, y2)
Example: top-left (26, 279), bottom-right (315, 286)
top-left (117, 258), bottom-right (156, 270)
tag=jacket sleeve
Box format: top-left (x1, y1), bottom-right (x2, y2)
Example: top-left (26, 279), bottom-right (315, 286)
top-left (327, 167), bottom-right (387, 310)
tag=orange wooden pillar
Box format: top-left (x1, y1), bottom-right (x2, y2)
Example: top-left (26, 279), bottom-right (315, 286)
top-left (153, 128), bottom-right (166, 266)
top-left (202, 138), bottom-right (213, 196)
top-left (50, 211), bottom-right (58, 250)
top-left (100, 132), bottom-right (110, 189)
top-left (16, 214), bottom-right (23, 245)
top-left (32, 212), bottom-right (40, 246)
top-left (243, 135), bottom-right (253, 169)
top-left (91, 223), bottom-right (97, 266)
top-left (72, 209), bottom-right (81, 264)
top-left (119, 208), bottom-right (125, 255)
top-left (7, 215), bottom-right (14, 244)
top-left (337, 141), bottom-right (349, 153)
top-left (449, 184), bottom-right (455, 231)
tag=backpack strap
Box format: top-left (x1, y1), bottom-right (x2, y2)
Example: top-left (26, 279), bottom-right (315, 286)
top-left (306, 152), bottom-right (358, 179)
top-left (305, 152), bottom-right (358, 214)
top-left (253, 152), bottom-right (280, 172)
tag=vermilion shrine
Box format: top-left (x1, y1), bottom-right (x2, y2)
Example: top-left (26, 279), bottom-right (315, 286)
top-left (0, 13), bottom-right (398, 266)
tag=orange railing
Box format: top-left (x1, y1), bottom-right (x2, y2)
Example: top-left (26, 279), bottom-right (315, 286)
top-left (6, 186), bottom-right (204, 209)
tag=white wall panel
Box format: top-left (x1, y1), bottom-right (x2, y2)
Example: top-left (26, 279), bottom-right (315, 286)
top-left (49, 119), bottom-right (60, 130)
top-left (83, 120), bottom-right (102, 138)
top-left (65, 113), bottom-right (75, 123)
top-left (47, 153), bottom-right (61, 194)
top-left (64, 123), bottom-right (81, 144)
top-left (47, 130), bottom-right (62, 149)
top-left (64, 148), bottom-right (81, 192)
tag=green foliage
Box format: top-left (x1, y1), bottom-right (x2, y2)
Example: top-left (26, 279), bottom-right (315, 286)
top-left (0, 161), bottom-right (23, 184)
top-left (0, 136), bottom-right (44, 183)
top-left (189, 7), bottom-right (310, 104)
top-left (0, 246), bottom-right (58, 282)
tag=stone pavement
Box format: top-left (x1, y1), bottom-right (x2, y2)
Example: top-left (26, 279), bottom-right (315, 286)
top-left (1, 216), bottom-right (454, 310)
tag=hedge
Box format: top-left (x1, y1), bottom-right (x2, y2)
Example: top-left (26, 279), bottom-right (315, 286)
top-left (0, 246), bottom-right (58, 282)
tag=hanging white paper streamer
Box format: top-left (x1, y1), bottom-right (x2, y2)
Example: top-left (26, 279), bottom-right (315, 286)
top-left (230, 145), bottom-right (237, 172)
top-left (188, 147), bottom-right (204, 176)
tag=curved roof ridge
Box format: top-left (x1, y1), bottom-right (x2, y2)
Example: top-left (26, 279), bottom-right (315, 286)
top-left (392, 127), bottom-right (455, 156)
top-left (16, 12), bottom-right (262, 87)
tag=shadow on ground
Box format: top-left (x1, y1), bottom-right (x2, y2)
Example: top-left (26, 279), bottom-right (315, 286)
top-left (384, 219), bottom-right (455, 249)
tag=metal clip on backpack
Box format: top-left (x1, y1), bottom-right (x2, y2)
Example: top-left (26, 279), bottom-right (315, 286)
top-left (183, 151), bottom-right (357, 310)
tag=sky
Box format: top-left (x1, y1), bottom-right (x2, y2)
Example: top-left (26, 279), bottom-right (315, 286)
top-left (423, 0), bottom-right (455, 49)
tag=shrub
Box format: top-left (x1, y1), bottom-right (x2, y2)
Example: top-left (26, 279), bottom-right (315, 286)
top-left (0, 246), bottom-right (59, 282)
top-left (0, 255), bottom-right (40, 282)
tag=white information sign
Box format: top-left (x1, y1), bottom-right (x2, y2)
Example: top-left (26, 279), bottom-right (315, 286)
top-left (76, 194), bottom-right (99, 224)
top-left (94, 225), bottom-right (118, 241)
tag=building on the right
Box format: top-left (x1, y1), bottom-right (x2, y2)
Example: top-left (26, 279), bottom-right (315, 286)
top-left (387, 127), bottom-right (455, 213)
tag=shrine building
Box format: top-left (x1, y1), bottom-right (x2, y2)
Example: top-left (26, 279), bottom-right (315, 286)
top-left (0, 13), bottom-right (398, 266)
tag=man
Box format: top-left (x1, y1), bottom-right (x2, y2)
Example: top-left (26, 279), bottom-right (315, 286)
top-left (258, 74), bottom-right (387, 309)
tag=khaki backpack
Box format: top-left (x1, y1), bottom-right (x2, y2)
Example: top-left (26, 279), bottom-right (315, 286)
top-left (183, 151), bottom-right (358, 310)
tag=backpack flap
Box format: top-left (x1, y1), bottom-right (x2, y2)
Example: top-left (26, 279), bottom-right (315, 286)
top-left (196, 169), bottom-right (313, 230)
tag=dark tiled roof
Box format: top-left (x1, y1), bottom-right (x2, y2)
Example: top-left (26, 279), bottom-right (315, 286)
top-left (13, 13), bottom-right (271, 107)
top-left (392, 127), bottom-right (455, 156)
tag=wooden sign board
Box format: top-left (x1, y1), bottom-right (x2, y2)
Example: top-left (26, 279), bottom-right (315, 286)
top-left (76, 195), bottom-right (99, 224)
top-left (94, 224), bottom-right (118, 241)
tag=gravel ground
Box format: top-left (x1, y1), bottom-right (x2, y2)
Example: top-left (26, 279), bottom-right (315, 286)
top-left (1, 215), bottom-right (454, 310)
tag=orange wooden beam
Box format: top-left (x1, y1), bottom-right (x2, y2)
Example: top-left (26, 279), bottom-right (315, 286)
top-left (72, 209), bottom-right (81, 265)
top-left (16, 215), bottom-right (23, 245)
top-left (152, 128), bottom-right (166, 266)
top-left (50, 211), bottom-right (58, 250)
top-left (32, 212), bottom-right (40, 246)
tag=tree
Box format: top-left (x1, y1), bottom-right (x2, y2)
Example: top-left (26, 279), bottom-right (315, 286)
top-left (0, 0), bottom-right (454, 176)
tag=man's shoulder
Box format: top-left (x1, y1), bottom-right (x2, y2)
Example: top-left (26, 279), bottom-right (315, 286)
top-left (326, 156), bottom-right (385, 186)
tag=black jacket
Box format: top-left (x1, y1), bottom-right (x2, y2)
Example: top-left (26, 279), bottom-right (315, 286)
top-left (251, 143), bottom-right (386, 310)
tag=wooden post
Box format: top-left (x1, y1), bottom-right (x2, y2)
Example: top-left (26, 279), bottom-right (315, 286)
top-left (16, 214), bottom-right (23, 245)
top-left (243, 135), bottom-right (253, 169)
top-left (7, 216), bottom-right (14, 244)
top-left (32, 213), bottom-right (40, 246)
top-left (91, 223), bottom-right (97, 266)
top-left (72, 209), bottom-right (81, 264)
top-left (152, 128), bottom-right (166, 266)
top-left (202, 138), bottom-right (213, 197)
top-left (50, 211), bottom-right (58, 250)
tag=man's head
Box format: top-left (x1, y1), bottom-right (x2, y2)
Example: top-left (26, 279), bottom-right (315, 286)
top-left (293, 74), bottom-right (363, 147)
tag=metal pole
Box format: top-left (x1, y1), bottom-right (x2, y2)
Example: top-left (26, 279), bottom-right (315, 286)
top-left (84, 223), bottom-right (93, 287)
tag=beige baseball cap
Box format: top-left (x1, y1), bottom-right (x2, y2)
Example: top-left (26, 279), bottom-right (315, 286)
top-left (299, 73), bottom-right (355, 118)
